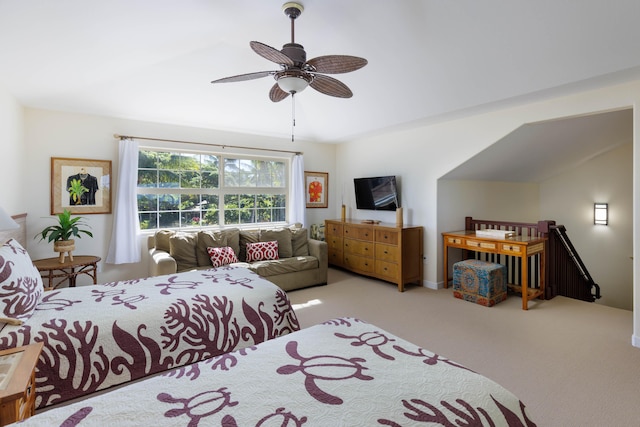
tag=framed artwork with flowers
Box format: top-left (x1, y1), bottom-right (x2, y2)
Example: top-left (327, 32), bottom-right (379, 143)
top-left (304, 171), bottom-right (328, 208)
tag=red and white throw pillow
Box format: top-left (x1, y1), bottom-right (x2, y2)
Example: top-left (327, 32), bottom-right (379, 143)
top-left (0, 239), bottom-right (44, 324)
top-left (246, 241), bottom-right (279, 262)
top-left (206, 246), bottom-right (239, 268)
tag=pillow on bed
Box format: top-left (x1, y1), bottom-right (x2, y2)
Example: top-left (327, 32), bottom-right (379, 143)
top-left (246, 241), bottom-right (279, 262)
top-left (206, 246), bottom-right (239, 268)
top-left (0, 239), bottom-right (44, 324)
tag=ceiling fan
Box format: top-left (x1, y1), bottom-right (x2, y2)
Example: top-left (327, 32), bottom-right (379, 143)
top-left (211, 2), bottom-right (368, 102)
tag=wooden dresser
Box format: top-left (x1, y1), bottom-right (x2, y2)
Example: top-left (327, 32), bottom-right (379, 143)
top-left (325, 219), bottom-right (423, 292)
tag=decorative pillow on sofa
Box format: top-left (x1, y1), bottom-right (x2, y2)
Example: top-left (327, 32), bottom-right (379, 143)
top-left (206, 246), bottom-right (239, 268)
top-left (239, 230), bottom-right (260, 262)
top-left (154, 229), bottom-right (175, 253)
top-left (246, 241), bottom-right (279, 262)
top-left (0, 239), bottom-right (44, 324)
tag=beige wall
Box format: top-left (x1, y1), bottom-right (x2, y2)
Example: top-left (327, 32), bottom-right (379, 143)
top-left (540, 142), bottom-right (633, 310)
top-left (0, 86), bottom-right (24, 213)
top-left (22, 108), bottom-right (336, 284)
top-left (337, 79), bottom-right (640, 346)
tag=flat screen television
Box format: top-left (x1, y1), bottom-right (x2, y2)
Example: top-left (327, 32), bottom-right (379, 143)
top-left (353, 176), bottom-right (399, 211)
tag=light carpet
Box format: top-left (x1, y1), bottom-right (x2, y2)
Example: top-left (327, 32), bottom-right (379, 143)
top-left (288, 268), bottom-right (640, 427)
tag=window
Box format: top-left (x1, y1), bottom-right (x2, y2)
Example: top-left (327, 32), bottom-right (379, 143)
top-left (137, 149), bottom-right (288, 230)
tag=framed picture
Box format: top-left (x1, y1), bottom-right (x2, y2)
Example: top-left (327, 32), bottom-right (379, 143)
top-left (304, 171), bottom-right (328, 208)
top-left (51, 157), bottom-right (112, 215)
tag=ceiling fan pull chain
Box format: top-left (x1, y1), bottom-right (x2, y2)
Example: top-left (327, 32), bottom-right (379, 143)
top-left (291, 93), bottom-right (296, 142)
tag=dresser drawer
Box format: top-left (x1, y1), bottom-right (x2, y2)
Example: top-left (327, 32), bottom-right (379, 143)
top-left (344, 225), bottom-right (373, 241)
top-left (326, 236), bottom-right (343, 251)
top-left (328, 248), bottom-right (343, 266)
top-left (325, 222), bottom-right (343, 236)
top-left (344, 238), bottom-right (373, 257)
top-left (375, 244), bottom-right (399, 262)
top-left (344, 254), bottom-right (374, 273)
top-left (375, 260), bottom-right (399, 281)
top-left (375, 229), bottom-right (399, 245)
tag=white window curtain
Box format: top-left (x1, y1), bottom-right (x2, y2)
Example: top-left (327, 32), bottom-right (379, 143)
top-left (106, 138), bottom-right (141, 264)
top-left (290, 154), bottom-right (306, 226)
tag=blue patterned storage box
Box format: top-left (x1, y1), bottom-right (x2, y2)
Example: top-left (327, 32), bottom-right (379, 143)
top-left (453, 259), bottom-right (507, 307)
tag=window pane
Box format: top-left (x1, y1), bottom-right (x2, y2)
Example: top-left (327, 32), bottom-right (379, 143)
top-left (201, 195), bottom-right (219, 226)
top-left (159, 194), bottom-right (179, 210)
top-left (181, 171), bottom-right (201, 189)
top-left (159, 211), bottom-right (180, 228)
top-left (159, 170), bottom-right (179, 188)
top-left (138, 212), bottom-right (157, 230)
top-left (138, 170), bottom-right (157, 188)
top-left (138, 150), bottom-right (157, 168)
top-left (137, 194), bottom-right (157, 212)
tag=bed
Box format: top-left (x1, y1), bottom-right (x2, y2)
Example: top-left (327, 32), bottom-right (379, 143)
top-left (15, 317), bottom-right (536, 426)
top-left (0, 237), bottom-right (299, 410)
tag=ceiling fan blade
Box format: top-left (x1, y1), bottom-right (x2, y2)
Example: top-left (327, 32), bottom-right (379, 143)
top-left (307, 55), bottom-right (368, 74)
top-left (211, 71), bottom-right (274, 84)
top-left (309, 74), bottom-right (353, 98)
top-left (250, 41), bottom-right (295, 66)
top-left (269, 83), bottom-right (290, 102)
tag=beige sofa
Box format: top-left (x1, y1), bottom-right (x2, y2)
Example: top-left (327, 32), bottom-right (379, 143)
top-left (147, 225), bottom-right (328, 291)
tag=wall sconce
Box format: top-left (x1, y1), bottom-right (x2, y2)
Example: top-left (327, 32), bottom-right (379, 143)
top-left (594, 203), bottom-right (608, 225)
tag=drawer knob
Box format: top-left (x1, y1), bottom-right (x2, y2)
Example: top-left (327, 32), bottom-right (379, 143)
top-left (384, 250), bottom-right (388, 254)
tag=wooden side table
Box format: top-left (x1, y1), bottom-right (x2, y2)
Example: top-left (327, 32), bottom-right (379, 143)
top-left (33, 255), bottom-right (101, 289)
top-left (0, 343), bottom-right (43, 426)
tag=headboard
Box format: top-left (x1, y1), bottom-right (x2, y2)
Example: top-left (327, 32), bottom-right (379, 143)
top-left (0, 213), bottom-right (27, 247)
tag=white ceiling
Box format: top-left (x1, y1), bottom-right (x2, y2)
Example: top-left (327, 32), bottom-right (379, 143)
top-left (2, 0), bottom-right (640, 145)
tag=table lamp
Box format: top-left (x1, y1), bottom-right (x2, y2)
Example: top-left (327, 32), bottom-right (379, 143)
top-left (0, 207), bottom-right (19, 231)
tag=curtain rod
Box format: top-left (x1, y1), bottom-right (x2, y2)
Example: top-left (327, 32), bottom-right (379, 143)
top-left (113, 134), bottom-right (303, 156)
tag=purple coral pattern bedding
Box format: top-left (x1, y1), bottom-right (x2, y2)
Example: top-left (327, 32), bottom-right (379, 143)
top-left (18, 318), bottom-right (536, 426)
top-left (0, 266), bottom-right (298, 409)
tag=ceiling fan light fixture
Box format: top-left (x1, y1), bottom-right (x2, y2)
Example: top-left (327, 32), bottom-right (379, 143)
top-left (277, 75), bottom-right (310, 94)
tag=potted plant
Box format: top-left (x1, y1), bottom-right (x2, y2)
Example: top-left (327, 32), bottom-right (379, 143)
top-left (36, 209), bottom-right (93, 263)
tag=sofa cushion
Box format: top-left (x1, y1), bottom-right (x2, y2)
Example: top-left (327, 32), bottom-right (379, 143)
top-left (239, 230), bottom-right (260, 262)
top-left (246, 241), bottom-right (279, 262)
top-left (221, 228), bottom-right (240, 258)
top-left (155, 229), bottom-right (175, 253)
top-left (290, 227), bottom-right (309, 257)
top-left (169, 232), bottom-right (198, 272)
top-left (196, 230), bottom-right (227, 267)
top-left (260, 228), bottom-right (293, 258)
top-left (206, 246), bottom-right (239, 268)
top-left (246, 256), bottom-right (319, 277)
top-left (0, 239), bottom-right (44, 325)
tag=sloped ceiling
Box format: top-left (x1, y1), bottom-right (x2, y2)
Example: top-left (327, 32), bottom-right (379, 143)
top-left (1, 0), bottom-right (640, 144)
top-left (442, 109), bottom-right (633, 183)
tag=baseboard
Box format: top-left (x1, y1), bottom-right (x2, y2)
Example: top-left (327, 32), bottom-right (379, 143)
top-left (422, 280), bottom-right (441, 290)
top-left (632, 334), bottom-right (640, 348)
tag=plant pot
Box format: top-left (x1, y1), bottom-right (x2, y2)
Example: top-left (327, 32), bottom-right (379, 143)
top-left (54, 239), bottom-right (75, 263)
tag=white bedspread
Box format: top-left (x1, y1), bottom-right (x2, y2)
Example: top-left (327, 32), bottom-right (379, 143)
top-left (19, 317), bottom-right (536, 426)
top-left (0, 266), bottom-right (299, 409)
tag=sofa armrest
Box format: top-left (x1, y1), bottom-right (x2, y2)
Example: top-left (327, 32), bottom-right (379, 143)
top-left (308, 239), bottom-right (328, 273)
top-left (149, 248), bottom-right (177, 277)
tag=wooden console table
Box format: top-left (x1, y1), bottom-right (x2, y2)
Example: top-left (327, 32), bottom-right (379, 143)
top-left (33, 255), bottom-right (101, 289)
top-left (442, 231), bottom-right (546, 310)
top-left (0, 343), bottom-right (43, 425)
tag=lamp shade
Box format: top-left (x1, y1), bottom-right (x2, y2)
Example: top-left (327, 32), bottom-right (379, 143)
top-left (277, 76), bottom-right (309, 94)
top-left (0, 207), bottom-right (18, 231)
